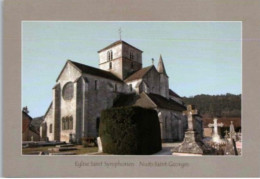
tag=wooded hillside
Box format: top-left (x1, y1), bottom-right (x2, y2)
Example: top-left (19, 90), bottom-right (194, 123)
top-left (182, 93), bottom-right (241, 117)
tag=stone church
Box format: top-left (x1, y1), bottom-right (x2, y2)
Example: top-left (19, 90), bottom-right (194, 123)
top-left (40, 40), bottom-right (203, 143)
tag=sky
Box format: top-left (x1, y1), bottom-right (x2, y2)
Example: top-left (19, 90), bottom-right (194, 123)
top-left (22, 21), bottom-right (242, 117)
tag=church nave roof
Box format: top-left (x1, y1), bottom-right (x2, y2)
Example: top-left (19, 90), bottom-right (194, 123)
top-left (113, 92), bottom-right (186, 112)
top-left (124, 65), bottom-right (154, 82)
top-left (67, 60), bottom-right (123, 83)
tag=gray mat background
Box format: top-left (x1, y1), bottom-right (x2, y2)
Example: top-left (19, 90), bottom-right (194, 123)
top-left (3, 0), bottom-right (260, 177)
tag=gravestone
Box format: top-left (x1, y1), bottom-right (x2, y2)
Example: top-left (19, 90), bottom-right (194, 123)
top-left (224, 130), bottom-right (229, 139)
top-left (171, 105), bottom-right (203, 155)
top-left (229, 121), bottom-right (236, 140)
top-left (208, 118), bottom-right (223, 143)
top-left (97, 137), bottom-right (103, 153)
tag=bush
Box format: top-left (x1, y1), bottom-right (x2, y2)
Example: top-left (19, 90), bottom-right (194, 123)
top-left (99, 106), bottom-right (162, 155)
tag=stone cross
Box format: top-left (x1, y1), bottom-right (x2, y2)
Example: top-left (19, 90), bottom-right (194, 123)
top-left (208, 118), bottom-right (223, 143)
top-left (229, 121), bottom-right (236, 139)
top-left (183, 105), bottom-right (198, 131)
top-left (152, 58), bottom-right (154, 65)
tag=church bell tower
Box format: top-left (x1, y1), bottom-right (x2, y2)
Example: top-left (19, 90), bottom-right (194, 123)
top-left (98, 40), bottom-right (143, 80)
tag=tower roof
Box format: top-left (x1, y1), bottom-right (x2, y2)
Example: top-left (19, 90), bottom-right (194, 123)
top-left (157, 55), bottom-right (168, 76)
top-left (97, 40), bottom-right (143, 53)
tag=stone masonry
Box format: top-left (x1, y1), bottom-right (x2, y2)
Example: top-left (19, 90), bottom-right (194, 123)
top-left (40, 40), bottom-right (203, 143)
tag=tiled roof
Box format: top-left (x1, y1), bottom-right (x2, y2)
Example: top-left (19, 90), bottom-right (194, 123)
top-left (147, 93), bottom-right (186, 111)
top-left (124, 66), bottom-right (154, 82)
top-left (70, 60), bottom-right (123, 82)
top-left (22, 111), bottom-right (40, 135)
top-left (203, 117), bottom-right (241, 128)
top-left (22, 111), bottom-right (32, 133)
top-left (113, 92), bottom-right (186, 112)
top-left (31, 116), bottom-right (44, 129)
top-left (98, 40), bottom-right (143, 53)
top-left (169, 89), bottom-right (181, 98)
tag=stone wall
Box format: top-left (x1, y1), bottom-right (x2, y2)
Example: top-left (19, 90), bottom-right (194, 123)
top-left (99, 42), bottom-right (143, 80)
top-left (157, 108), bottom-right (186, 142)
top-left (53, 84), bottom-right (61, 141)
top-left (43, 103), bottom-right (54, 141)
top-left (159, 74), bottom-right (169, 98)
top-left (122, 43), bottom-right (142, 64)
top-left (57, 62), bottom-right (81, 142)
top-left (40, 122), bottom-right (47, 141)
top-left (99, 44), bottom-right (122, 64)
top-left (142, 68), bottom-right (160, 94)
top-left (82, 74), bottom-right (123, 138)
top-left (23, 128), bottom-right (40, 141)
top-left (100, 58), bottom-right (123, 80)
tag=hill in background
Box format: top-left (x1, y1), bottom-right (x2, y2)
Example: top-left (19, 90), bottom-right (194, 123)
top-left (182, 93), bottom-right (241, 118)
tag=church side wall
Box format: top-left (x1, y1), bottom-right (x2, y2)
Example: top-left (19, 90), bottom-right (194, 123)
top-left (83, 74), bottom-right (122, 137)
top-left (143, 68), bottom-right (161, 95)
top-left (159, 74), bottom-right (169, 98)
top-left (44, 104), bottom-right (54, 141)
top-left (126, 79), bottom-right (142, 94)
top-left (157, 108), bottom-right (186, 142)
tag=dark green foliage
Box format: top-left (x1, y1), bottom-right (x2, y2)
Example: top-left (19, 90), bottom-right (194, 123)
top-left (99, 106), bottom-right (162, 155)
top-left (182, 93), bottom-right (241, 117)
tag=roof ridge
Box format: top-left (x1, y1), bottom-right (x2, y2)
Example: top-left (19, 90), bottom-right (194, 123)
top-left (69, 60), bottom-right (100, 71)
top-left (124, 65), bottom-right (154, 82)
top-left (69, 60), bottom-right (123, 82)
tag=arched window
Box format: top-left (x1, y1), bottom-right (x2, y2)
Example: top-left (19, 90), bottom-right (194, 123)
top-left (69, 117), bottom-right (73, 130)
top-left (49, 124), bottom-right (53, 133)
top-left (107, 50), bottom-right (113, 61)
top-left (107, 51), bottom-right (110, 61)
top-left (109, 62), bottom-right (112, 69)
top-left (62, 116), bottom-right (73, 130)
top-left (130, 84), bottom-right (133, 92)
top-left (66, 118), bottom-right (69, 130)
top-left (62, 82), bottom-right (74, 100)
top-left (110, 50), bottom-right (113, 60)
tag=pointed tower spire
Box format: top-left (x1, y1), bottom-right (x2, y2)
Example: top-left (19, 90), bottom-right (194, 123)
top-left (157, 54), bottom-right (168, 76)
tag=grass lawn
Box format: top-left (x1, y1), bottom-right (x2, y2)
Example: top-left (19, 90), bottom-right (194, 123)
top-left (22, 145), bottom-right (98, 155)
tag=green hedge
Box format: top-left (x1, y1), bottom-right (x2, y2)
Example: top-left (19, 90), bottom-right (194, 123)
top-left (99, 106), bottom-right (162, 155)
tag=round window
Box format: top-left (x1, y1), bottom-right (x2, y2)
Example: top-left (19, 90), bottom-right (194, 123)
top-left (63, 82), bottom-right (74, 100)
